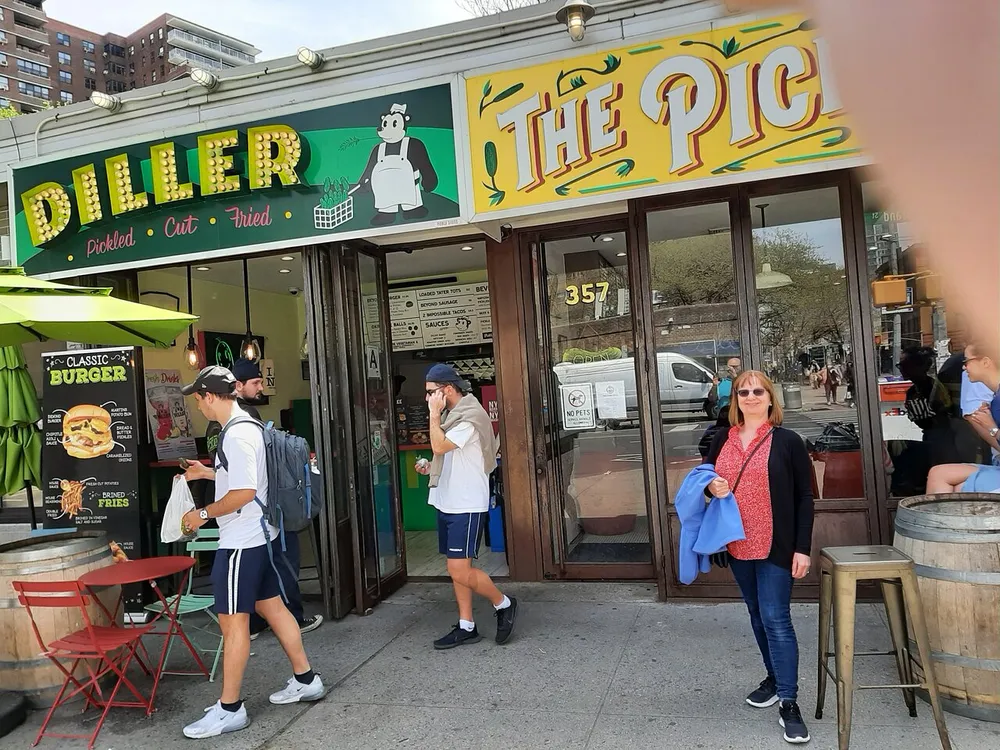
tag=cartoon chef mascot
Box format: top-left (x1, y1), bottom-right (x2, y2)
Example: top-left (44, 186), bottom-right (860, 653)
top-left (354, 103), bottom-right (439, 226)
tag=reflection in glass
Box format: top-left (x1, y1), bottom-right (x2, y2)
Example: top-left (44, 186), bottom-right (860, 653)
top-left (862, 182), bottom-right (986, 496)
top-left (357, 254), bottom-right (402, 579)
top-left (750, 188), bottom-right (867, 500)
top-left (540, 231), bottom-right (651, 564)
top-left (644, 203), bottom-right (742, 505)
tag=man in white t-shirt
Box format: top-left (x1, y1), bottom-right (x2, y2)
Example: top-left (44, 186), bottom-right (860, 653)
top-left (416, 364), bottom-right (518, 650)
top-left (177, 367), bottom-right (324, 739)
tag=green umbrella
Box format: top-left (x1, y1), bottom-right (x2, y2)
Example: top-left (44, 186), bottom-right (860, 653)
top-left (0, 344), bottom-right (42, 502)
top-left (0, 266), bottom-right (196, 348)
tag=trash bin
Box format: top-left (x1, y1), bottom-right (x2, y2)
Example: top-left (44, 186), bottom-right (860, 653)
top-left (783, 383), bottom-right (803, 410)
top-left (808, 423), bottom-right (863, 498)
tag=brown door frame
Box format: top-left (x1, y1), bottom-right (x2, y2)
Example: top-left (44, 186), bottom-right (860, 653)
top-left (521, 215), bottom-right (657, 582)
top-left (341, 241), bottom-right (408, 609)
top-left (487, 234), bottom-right (544, 581)
top-left (631, 185), bottom-right (754, 598)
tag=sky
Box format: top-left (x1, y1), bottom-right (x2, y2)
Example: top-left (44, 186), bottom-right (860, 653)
top-left (43, 0), bottom-right (477, 61)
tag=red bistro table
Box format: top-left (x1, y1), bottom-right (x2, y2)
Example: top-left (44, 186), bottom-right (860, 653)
top-left (79, 556), bottom-right (209, 714)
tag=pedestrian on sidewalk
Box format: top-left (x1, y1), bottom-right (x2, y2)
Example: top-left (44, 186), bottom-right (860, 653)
top-left (228, 359), bottom-right (322, 640)
top-left (703, 370), bottom-right (814, 745)
top-left (415, 363), bottom-right (518, 649)
top-left (178, 367), bottom-right (325, 739)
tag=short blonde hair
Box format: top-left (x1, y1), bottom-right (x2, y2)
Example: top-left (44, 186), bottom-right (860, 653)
top-left (728, 370), bottom-right (784, 426)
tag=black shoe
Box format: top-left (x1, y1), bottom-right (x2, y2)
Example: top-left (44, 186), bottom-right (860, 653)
top-left (746, 675), bottom-right (779, 708)
top-left (370, 212), bottom-right (395, 226)
top-left (779, 701), bottom-right (811, 744)
top-left (494, 597), bottom-right (518, 645)
top-left (298, 615), bottom-right (323, 634)
top-left (433, 624), bottom-right (482, 650)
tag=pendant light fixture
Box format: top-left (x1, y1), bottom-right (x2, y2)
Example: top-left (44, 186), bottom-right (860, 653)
top-left (183, 266), bottom-right (202, 370)
top-left (753, 202), bottom-right (793, 291)
top-left (240, 259), bottom-right (261, 363)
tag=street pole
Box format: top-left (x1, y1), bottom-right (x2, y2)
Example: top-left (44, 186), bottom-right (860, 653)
top-left (884, 236), bottom-right (903, 374)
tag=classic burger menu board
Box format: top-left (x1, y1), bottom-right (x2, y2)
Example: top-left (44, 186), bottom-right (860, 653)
top-left (364, 282), bottom-right (493, 352)
top-left (42, 348), bottom-right (142, 602)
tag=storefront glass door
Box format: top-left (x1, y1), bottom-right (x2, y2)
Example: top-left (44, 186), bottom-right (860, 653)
top-left (530, 223), bottom-right (655, 577)
top-left (339, 244), bottom-right (406, 610)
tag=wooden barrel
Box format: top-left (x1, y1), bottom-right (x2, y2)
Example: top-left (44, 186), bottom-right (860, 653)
top-left (0, 532), bottom-right (119, 709)
top-left (894, 493), bottom-right (1000, 723)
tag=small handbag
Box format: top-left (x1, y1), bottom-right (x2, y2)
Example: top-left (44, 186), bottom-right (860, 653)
top-left (710, 428), bottom-right (775, 569)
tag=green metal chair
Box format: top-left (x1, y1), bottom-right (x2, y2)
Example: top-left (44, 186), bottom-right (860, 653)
top-left (144, 528), bottom-right (223, 682)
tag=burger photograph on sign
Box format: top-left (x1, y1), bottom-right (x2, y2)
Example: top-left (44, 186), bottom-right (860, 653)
top-left (60, 404), bottom-right (116, 459)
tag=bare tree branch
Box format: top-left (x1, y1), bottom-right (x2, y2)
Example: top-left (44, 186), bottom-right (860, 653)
top-left (457, 0), bottom-right (545, 17)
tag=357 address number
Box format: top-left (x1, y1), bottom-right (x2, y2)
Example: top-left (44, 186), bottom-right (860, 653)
top-left (565, 282), bottom-right (610, 306)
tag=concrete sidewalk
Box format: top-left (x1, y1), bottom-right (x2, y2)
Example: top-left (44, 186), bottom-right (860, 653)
top-left (6, 583), bottom-right (1000, 749)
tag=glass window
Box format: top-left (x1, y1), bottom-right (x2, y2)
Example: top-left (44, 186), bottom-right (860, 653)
top-left (151, 71), bottom-right (156, 82)
top-left (159, 28), bottom-right (164, 39)
top-left (17, 81), bottom-right (48, 99)
top-left (58, 70), bottom-right (71, 84)
top-left (58, 51), bottom-right (71, 65)
top-left (83, 40), bottom-right (96, 54)
top-left (750, 187), bottom-right (866, 500)
top-left (106, 79), bottom-right (126, 93)
top-left (0, 31), bottom-right (6, 43)
top-left (57, 32), bottom-right (71, 47)
top-left (158, 46), bottom-right (164, 57)
top-left (862, 181), bottom-right (980, 496)
top-left (60, 91), bottom-right (73, 103)
top-left (645, 201), bottom-right (744, 517)
top-left (84, 59), bottom-right (96, 73)
top-left (538, 229), bottom-right (652, 564)
top-left (84, 77), bottom-right (97, 90)
top-left (17, 59), bottom-right (48, 77)
top-left (0, 54), bottom-right (6, 66)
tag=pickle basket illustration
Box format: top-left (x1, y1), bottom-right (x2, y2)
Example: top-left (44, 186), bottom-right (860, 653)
top-left (314, 177), bottom-right (357, 230)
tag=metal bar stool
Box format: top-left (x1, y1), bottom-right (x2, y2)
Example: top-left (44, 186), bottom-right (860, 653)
top-left (816, 545), bottom-right (951, 750)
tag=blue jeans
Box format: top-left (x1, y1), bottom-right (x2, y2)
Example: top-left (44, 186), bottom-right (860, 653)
top-left (729, 558), bottom-right (799, 702)
top-left (249, 531), bottom-right (303, 631)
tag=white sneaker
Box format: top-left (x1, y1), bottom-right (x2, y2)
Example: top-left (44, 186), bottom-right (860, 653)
top-left (182, 701), bottom-right (249, 739)
top-left (268, 675), bottom-right (326, 705)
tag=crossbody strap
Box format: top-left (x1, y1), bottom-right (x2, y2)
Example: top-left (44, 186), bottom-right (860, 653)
top-left (731, 428), bottom-right (775, 495)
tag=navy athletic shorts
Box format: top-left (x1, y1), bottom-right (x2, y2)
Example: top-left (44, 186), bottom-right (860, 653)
top-left (212, 539), bottom-right (282, 615)
top-left (437, 510), bottom-right (488, 559)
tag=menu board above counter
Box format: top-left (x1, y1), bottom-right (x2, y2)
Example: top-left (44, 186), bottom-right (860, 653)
top-left (370, 282), bottom-right (493, 352)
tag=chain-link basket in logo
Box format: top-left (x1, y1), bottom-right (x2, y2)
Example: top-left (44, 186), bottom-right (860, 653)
top-left (314, 195), bottom-right (354, 230)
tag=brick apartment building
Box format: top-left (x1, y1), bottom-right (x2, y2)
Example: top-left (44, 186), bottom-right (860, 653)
top-left (0, 1), bottom-right (259, 112)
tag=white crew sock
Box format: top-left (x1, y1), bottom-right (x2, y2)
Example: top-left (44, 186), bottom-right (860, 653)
top-left (459, 619), bottom-right (476, 632)
top-left (494, 595), bottom-right (511, 611)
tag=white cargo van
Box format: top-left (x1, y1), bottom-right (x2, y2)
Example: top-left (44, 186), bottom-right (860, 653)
top-left (552, 351), bottom-right (714, 423)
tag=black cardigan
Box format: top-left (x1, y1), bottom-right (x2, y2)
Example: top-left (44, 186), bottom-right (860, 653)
top-left (704, 425), bottom-right (815, 569)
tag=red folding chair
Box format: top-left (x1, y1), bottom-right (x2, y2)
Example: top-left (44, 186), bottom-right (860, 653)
top-left (12, 579), bottom-right (155, 750)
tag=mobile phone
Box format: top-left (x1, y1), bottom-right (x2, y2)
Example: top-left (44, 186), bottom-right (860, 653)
top-left (178, 458), bottom-right (191, 469)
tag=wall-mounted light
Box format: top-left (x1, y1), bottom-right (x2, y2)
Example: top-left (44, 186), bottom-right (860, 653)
top-left (601, 236), bottom-right (614, 243)
top-left (90, 91), bottom-right (122, 113)
top-left (196, 266), bottom-right (210, 272)
top-left (556, 1), bottom-right (595, 43)
top-left (281, 255), bottom-right (295, 261)
top-left (190, 68), bottom-right (219, 91)
top-left (296, 47), bottom-right (325, 71)
top-left (461, 245), bottom-right (473, 252)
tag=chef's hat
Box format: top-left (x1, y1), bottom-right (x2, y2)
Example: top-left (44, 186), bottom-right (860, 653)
top-left (390, 103), bottom-right (408, 115)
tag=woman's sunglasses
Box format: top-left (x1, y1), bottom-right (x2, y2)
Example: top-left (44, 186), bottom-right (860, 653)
top-left (737, 388), bottom-right (767, 398)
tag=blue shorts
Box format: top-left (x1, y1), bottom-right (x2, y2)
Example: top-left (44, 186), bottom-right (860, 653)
top-left (962, 466), bottom-right (1000, 493)
top-left (437, 511), bottom-right (488, 559)
top-left (212, 539), bottom-right (282, 615)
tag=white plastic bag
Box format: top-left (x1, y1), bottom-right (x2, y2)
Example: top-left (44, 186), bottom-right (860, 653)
top-left (161, 475), bottom-right (196, 544)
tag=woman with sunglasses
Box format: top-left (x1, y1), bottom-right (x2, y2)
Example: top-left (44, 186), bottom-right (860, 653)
top-left (702, 370), bottom-right (814, 745)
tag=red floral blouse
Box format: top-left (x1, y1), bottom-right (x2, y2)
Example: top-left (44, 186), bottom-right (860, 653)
top-left (715, 423), bottom-right (774, 560)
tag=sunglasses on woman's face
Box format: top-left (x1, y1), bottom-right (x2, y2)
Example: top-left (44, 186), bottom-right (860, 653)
top-left (737, 388), bottom-right (767, 398)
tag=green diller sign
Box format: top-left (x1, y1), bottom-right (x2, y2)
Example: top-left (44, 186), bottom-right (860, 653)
top-left (12, 83), bottom-right (460, 276)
